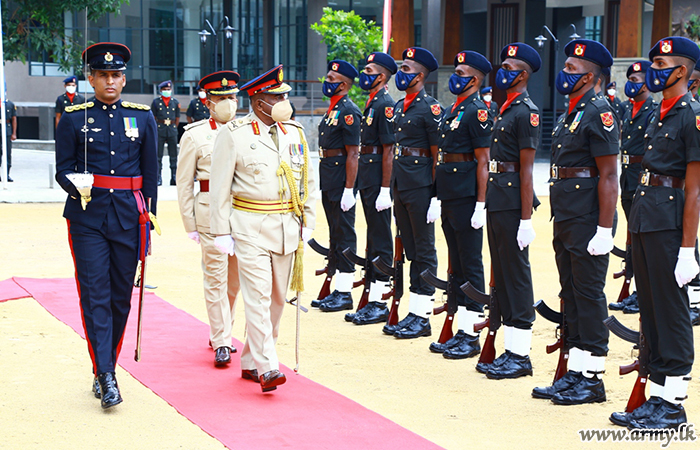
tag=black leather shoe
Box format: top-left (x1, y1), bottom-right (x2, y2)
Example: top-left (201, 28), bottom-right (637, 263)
top-left (487, 353), bottom-right (533, 379)
top-left (97, 372), bottom-right (122, 409)
top-left (628, 399), bottom-right (687, 430)
top-left (609, 291), bottom-right (638, 311)
top-left (157, 174), bottom-right (162, 186)
top-left (610, 396), bottom-right (664, 427)
top-left (690, 307), bottom-right (700, 326)
top-left (551, 375), bottom-right (606, 405)
top-left (92, 377), bottom-right (101, 399)
top-left (311, 290), bottom-right (339, 308)
top-left (532, 370), bottom-right (584, 399)
top-left (475, 351), bottom-right (511, 373)
top-left (429, 330), bottom-right (467, 354)
top-left (353, 302), bottom-right (389, 325)
top-left (170, 177), bottom-right (176, 186)
top-left (393, 315), bottom-right (431, 339)
top-left (443, 333), bottom-right (480, 359)
top-left (319, 292), bottom-right (353, 312)
top-left (383, 313), bottom-right (418, 335)
top-left (623, 300), bottom-right (640, 314)
top-left (215, 347), bottom-right (232, 366)
top-left (241, 369), bottom-right (259, 383)
top-left (344, 312), bottom-right (356, 322)
top-left (7, 175), bottom-right (13, 182)
top-left (260, 370), bottom-right (286, 392)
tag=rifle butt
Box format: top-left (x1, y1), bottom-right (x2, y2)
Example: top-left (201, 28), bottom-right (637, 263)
top-left (356, 285), bottom-right (370, 312)
top-left (625, 377), bottom-right (648, 413)
top-left (616, 279), bottom-right (632, 303)
top-left (437, 314), bottom-right (454, 344)
top-left (478, 329), bottom-right (497, 364)
top-left (387, 298), bottom-right (400, 326)
top-left (317, 275), bottom-right (333, 300)
top-left (552, 350), bottom-right (569, 382)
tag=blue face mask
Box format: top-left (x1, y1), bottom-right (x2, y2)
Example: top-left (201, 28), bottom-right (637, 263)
top-left (555, 71), bottom-right (586, 95)
top-left (448, 74), bottom-right (473, 95)
top-left (395, 71), bottom-right (419, 91)
top-left (645, 66), bottom-right (681, 93)
top-left (495, 68), bottom-right (522, 90)
top-left (624, 80), bottom-right (645, 99)
top-left (688, 79), bottom-right (698, 91)
top-left (359, 72), bottom-right (379, 91)
top-left (322, 80), bottom-right (341, 97)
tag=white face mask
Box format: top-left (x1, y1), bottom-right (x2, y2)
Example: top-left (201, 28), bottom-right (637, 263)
top-left (261, 99), bottom-right (293, 123)
top-left (210, 97), bottom-right (237, 123)
top-left (198, 91), bottom-right (207, 99)
top-left (607, 89), bottom-right (616, 97)
top-left (66, 85), bottom-right (77, 94)
top-left (483, 94), bottom-right (492, 102)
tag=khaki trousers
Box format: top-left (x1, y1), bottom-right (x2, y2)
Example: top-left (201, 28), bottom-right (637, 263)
top-left (199, 231), bottom-right (240, 349)
top-left (235, 238), bottom-right (293, 374)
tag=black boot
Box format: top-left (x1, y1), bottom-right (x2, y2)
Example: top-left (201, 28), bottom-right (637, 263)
top-left (394, 315), bottom-right (431, 339)
top-left (353, 302), bottom-right (389, 325)
top-left (476, 351), bottom-right (512, 374)
top-left (170, 176), bottom-right (176, 186)
top-left (610, 396), bottom-right (664, 427)
top-left (690, 307), bottom-right (700, 326)
top-left (97, 372), bottom-right (123, 409)
top-left (312, 290), bottom-right (339, 308)
top-left (319, 292), bottom-right (353, 312)
top-left (157, 173), bottom-right (162, 186)
top-left (92, 377), bottom-right (101, 398)
top-left (532, 370), bottom-right (584, 399)
top-left (623, 294), bottom-right (640, 314)
top-left (609, 291), bottom-right (638, 311)
top-left (486, 353), bottom-right (533, 379)
top-left (443, 333), bottom-right (480, 359)
top-left (551, 375), bottom-right (606, 405)
top-left (628, 400), bottom-right (687, 430)
top-left (429, 330), bottom-right (467, 354)
top-left (383, 313), bottom-right (418, 336)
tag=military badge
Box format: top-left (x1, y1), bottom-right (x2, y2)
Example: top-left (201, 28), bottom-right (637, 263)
top-left (633, 63), bottom-right (641, 72)
top-left (278, 122), bottom-right (288, 134)
top-left (279, 68), bottom-right (284, 82)
top-left (385, 107), bottom-right (394, 119)
top-left (367, 108), bottom-right (374, 126)
top-left (457, 53), bottom-right (465, 63)
top-left (661, 40), bottom-right (672, 54)
top-left (367, 54), bottom-right (375, 62)
top-left (251, 120), bottom-right (261, 135)
top-left (696, 116), bottom-right (700, 131)
top-left (431, 104), bottom-right (441, 116)
top-left (332, 62), bottom-right (340, 71)
top-left (123, 117), bottom-right (139, 138)
top-left (600, 112), bottom-right (614, 128)
top-left (477, 109), bottom-right (488, 123)
top-left (574, 44), bottom-right (586, 56)
top-left (345, 115), bottom-right (354, 126)
top-left (507, 46), bottom-right (518, 57)
top-left (530, 113), bottom-right (540, 127)
top-left (88, 117), bottom-right (95, 124)
top-left (221, 78), bottom-right (228, 86)
top-left (105, 52), bottom-right (113, 62)
top-left (407, 48), bottom-right (415, 58)
top-left (451, 111), bottom-right (464, 130)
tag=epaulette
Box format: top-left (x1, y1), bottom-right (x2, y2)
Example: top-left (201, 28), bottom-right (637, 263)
top-left (226, 118), bottom-right (247, 132)
top-left (522, 97), bottom-right (539, 112)
top-left (65, 102), bottom-right (94, 113)
top-left (183, 119), bottom-right (207, 131)
top-left (589, 95), bottom-right (611, 111)
top-left (122, 101), bottom-right (150, 111)
top-left (689, 97), bottom-right (700, 114)
top-left (282, 119), bottom-right (304, 129)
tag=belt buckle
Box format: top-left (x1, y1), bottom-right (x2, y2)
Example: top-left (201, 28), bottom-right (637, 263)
top-left (437, 152), bottom-right (444, 163)
top-left (164, 119), bottom-right (171, 126)
top-left (640, 172), bottom-right (650, 186)
top-left (489, 160), bottom-right (498, 173)
top-left (395, 144), bottom-right (400, 157)
top-left (621, 155), bottom-right (630, 165)
top-left (319, 147), bottom-right (324, 159)
top-left (550, 165), bottom-right (559, 179)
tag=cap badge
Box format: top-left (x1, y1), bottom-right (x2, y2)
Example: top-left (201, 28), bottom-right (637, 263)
top-left (221, 78), bottom-right (228, 86)
top-left (105, 52), bottom-right (113, 62)
top-left (507, 46), bottom-right (517, 57)
top-left (457, 53), bottom-right (465, 63)
top-left (279, 68), bottom-right (284, 82)
top-left (367, 54), bottom-right (375, 62)
top-left (633, 63), bottom-right (641, 72)
top-left (574, 44), bottom-right (586, 57)
top-left (661, 40), bottom-right (672, 54)
top-left (332, 63), bottom-right (339, 71)
top-left (407, 48), bottom-right (415, 58)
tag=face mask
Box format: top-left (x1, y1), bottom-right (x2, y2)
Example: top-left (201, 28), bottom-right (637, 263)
top-left (555, 71), bottom-right (586, 95)
top-left (483, 94), bottom-right (492, 102)
top-left (395, 71), bottom-right (419, 91)
top-left (261, 99), bottom-right (294, 123)
top-left (495, 68), bottom-right (522, 90)
top-left (688, 79), bottom-right (698, 91)
top-left (66, 85), bottom-right (77, 94)
top-left (210, 98), bottom-right (237, 123)
top-left (359, 72), bottom-right (379, 91)
top-left (645, 65), bottom-right (681, 93)
top-left (322, 81), bottom-right (341, 97)
top-left (161, 90), bottom-right (172, 98)
top-left (198, 91), bottom-right (207, 99)
top-left (607, 89), bottom-right (616, 97)
top-left (624, 81), bottom-right (644, 98)
top-left (447, 74), bottom-right (473, 95)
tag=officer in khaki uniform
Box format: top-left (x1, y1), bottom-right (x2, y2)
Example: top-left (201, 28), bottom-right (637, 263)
top-left (176, 71), bottom-right (241, 367)
top-left (210, 65), bottom-right (316, 393)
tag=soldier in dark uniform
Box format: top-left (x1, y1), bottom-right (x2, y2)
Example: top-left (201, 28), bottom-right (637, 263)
top-left (606, 81), bottom-right (626, 122)
top-left (346, 52), bottom-right (397, 325)
top-left (55, 76), bottom-right (86, 128)
top-left (481, 43), bottom-right (541, 379)
top-left (312, 60), bottom-right (361, 312)
top-left (2, 96), bottom-right (17, 182)
top-left (608, 61), bottom-right (656, 315)
top-left (428, 50), bottom-right (491, 358)
top-left (151, 80), bottom-right (180, 186)
top-left (186, 85), bottom-right (210, 124)
top-left (481, 86), bottom-right (498, 116)
top-left (383, 47), bottom-right (441, 339)
top-left (55, 43), bottom-right (158, 409)
top-left (532, 40), bottom-right (619, 405)
top-left (610, 37), bottom-right (700, 430)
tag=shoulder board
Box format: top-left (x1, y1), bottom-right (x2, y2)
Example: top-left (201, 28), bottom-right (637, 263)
top-left (226, 117), bottom-right (250, 132)
top-left (522, 97), bottom-right (539, 112)
top-left (471, 98), bottom-right (488, 110)
top-left (282, 119), bottom-right (304, 129)
top-left (689, 98), bottom-right (700, 114)
top-left (122, 101), bottom-right (151, 111)
top-left (183, 120), bottom-right (207, 131)
top-left (65, 102), bottom-right (95, 113)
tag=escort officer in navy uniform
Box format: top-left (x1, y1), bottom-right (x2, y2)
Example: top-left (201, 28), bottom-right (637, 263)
top-left (480, 43), bottom-right (541, 379)
top-left (313, 60), bottom-right (361, 312)
top-left (2, 96), bottom-right (17, 182)
top-left (186, 85), bottom-right (211, 124)
top-left (608, 61), bottom-right (656, 314)
top-left (481, 86), bottom-right (498, 116)
top-left (532, 40), bottom-right (619, 405)
top-left (55, 42), bottom-right (158, 409)
top-left (55, 75), bottom-right (86, 128)
top-left (428, 50), bottom-right (491, 358)
top-left (383, 47), bottom-right (442, 339)
top-left (151, 80), bottom-right (181, 186)
top-left (686, 59), bottom-right (700, 325)
top-left (689, 60), bottom-right (700, 101)
top-left (606, 81), bottom-right (626, 123)
top-left (609, 37), bottom-right (700, 430)
top-left (346, 52), bottom-right (397, 325)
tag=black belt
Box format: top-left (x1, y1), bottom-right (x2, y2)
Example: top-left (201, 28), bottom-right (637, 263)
top-left (156, 119), bottom-right (176, 125)
top-left (437, 152), bottom-right (474, 163)
top-left (621, 155), bottom-right (643, 165)
top-left (319, 148), bottom-right (346, 158)
top-left (550, 165), bottom-right (599, 179)
top-left (638, 171), bottom-right (684, 189)
top-left (488, 160), bottom-right (520, 173)
top-left (395, 145), bottom-right (431, 158)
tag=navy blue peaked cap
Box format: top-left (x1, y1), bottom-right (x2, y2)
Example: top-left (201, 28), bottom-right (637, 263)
top-left (626, 61), bottom-right (652, 78)
top-left (328, 60), bottom-right (359, 80)
top-left (500, 43), bottom-right (541, 72)
top-left (402, 47), bottom-right (439, 72)
top-left (63, 76), bottom-right (77, 84)
top-left (649, 36), bottom-right (700, 63)
top-left (82, 42), bottom-right (130, 71)
top-left (365, 52), bottom-right (398, 75)
top-left (454, 50), bottom-right (492, 75)
top-left (564, 39), bottom-right (613, 68)
top-left (481, 86), bottom-right (492, 94)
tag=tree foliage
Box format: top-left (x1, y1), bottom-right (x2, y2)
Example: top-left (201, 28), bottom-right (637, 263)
top-left (684, 14), bottom-right (700, 42)
top-left (2, 1), bottom-right (128, 74)
top-left (311, 7), bottom-right (385, 105)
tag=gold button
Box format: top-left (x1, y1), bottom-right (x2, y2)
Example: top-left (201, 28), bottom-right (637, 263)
top-left (507, 182), bottom-right (512, 186)
top-left (627, 136), bottom-right (631, 139)
top-left (254, 169), bottom-right (260, 174)
top-left (640, 191), bottom-right (645, 196)
top-left (498, 117), bottom-right (502, 120)
top-left (644, 134), bottom-right (648, 138)
top-left (89, 138), bottom-right (94, 142)
top-left (501, 127), bottom-right (504, 131)
top-left (109, 114), bottom-right (113, 118)
top-left (110, 170), bottom-right (115, 174)
top-left (335, 162), bottom-right (339, 165)
top-left (369, 158), bottom-right (373, 162)
top-left (665, 133), bottom-right (669, 137)
top-left (442, 134), bottom-right (445, 138)
top-left (624, 150), bottom-right (628, 154)
top-left (131, 137), bottom-right (135, 141)
top-left (112, 105), bottom-right (117, 109)
top-left (638, 126), bottom-right (642, 130)
top-left (111, 151), bottom-right (115, 155)
top-left (453, 168), bottom-right (457, 172)
top-left (557, 144), bottom-right (562, 148)
top-left (398, 128), bottom-right (402, 131)
top-left (670, 196), bottom-right (674, 200)
top-left (103, 105), bottom-right (107, 110)
top-left (575, 184), bottom-right (580, 189)
top-left (321, 132), bottom-right (324, 135)
top-left (489, 177), bottom-right (493, 181)
top-left (111, 131), bottom-right (115, 136)
top-left (648, 145), bottom-right (652, 149)
top-left (408, 120), bottom-right (411, 123)
top-left (402, 114), bottom-right (405, 117)
top-left (414, 160), bottom-right (418, 164)
top-left (109, 189), bottom-right (114, 193)
top-left (494, 138), bottom-right (498, 142)
top-left (658, 122), bottom-right (662, 127)
top-left (550, 182), bottom-right (554, 186)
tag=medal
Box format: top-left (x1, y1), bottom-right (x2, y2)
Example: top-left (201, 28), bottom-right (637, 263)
top-left (290, 143), bottom-right (304, 166)
top-left (450, 111), bottom-right (464, 130)
top-left (124, 117), bottom-right (139, 138)
top-left (569, 111), bottom-right (584, 133)
top-left (366, 108), bottom-right (374, 126)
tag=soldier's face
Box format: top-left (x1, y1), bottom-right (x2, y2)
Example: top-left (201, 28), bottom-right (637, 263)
top-left (206, 93), bottom-right (237, 112)
top-left (88, 70), bottom-right (126, 103)
top-left (563, 57), bottom-right (594, 92)
top-left (256, 93), bottom-right (287, 117)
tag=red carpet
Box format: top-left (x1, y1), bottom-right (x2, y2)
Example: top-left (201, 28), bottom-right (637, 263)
top-left (0, 277), bottom-right (443, 450)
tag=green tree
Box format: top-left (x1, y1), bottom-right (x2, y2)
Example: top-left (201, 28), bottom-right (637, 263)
top-left (684, 14), bottom-right (700, 42)
top-left (2, 1), bottom-right (128, 74)
top-left (310, 7), bottom-right (385, 105)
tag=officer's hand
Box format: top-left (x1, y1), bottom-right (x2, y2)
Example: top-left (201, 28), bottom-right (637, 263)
top-left (214, 235), bottom-right (235, 256)
top-left (340, 188), bottom-right (356, 212)
top-left (302, 227), bottom-right (313, 244)
top-left (375, 187), bottom-right (392, 212)
top-left (675, 247), bottom-right (700, 288)
top-left (586, 226), bottom-right (614, 256)
top-left (10, 134), bottom-right (16, 141)
top-left (426, 197), bottom-right (441, 224)
top-left (471, 202), bottom-right (486, 229)
top-left (187, 231), bottom-right (200, 245)
top-left (517, 219), bottom-right (536, 250)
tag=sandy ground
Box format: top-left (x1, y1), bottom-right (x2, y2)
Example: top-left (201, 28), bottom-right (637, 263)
top-left (1, 198), bottom-right (699, 450)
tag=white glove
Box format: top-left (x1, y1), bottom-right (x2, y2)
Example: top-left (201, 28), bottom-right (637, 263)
top-left (340, 188), bottom-right (356, 212)
top-left (375, 187), bottom-right (392, 212)
top-left (214, 235), bottom-right (235, 256)
top-left (471, 202), bottom-right (486, 229)
top-left (187, 231), bottom-right (200, 244)
top-left (516, 219), bottom-right (536, 251)
top-left (587, 226), bottom-right (614, 256)
top-left (426, 197), bottom-right (441, 224)
top-left (675, 247), bottom-right (700, 288)
top-left (302, 227), bottom-right (313, 244)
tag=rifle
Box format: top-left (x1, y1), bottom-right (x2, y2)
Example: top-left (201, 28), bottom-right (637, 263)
top-left (420, 259), bottom-right (455, 344)
top-left (534, 298), bottom-right (569, 382)
top-left (461, 267), bottom-right (497, 364)
top-left (372, 234), bottom-right (404, 326)
top-left (611, 232), bottom-right (632, 303)
top-left (308, 238), bottom-right (333, 301)
top-left (604, 316), bottom-right (648, 412)
top-left (343, 247), bottom-right (371, 312)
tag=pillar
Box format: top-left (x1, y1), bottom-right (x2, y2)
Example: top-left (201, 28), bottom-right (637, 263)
top-left (390, 0), bottom-right (414, 59)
